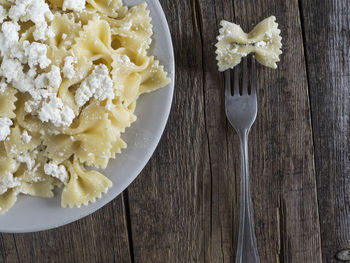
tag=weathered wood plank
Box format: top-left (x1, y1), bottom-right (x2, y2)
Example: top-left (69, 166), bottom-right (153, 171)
top-left (0, 235), bottom-right (20, 263)
top-left (300, 0), bottom-right (350, 262)
top-left (127, 0), bottom-right (211, 261)
top-left (195, 1), bottom-right (238, 262)
top-left (0, 196), bottom-right (131, 263)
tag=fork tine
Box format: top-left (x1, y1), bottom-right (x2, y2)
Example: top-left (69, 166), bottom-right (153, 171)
top-left (224, 70), bottom-right (231, 97)
top-left (242, 57), bottom-right (248, 95)
top-left (233, 65), bottom-right (239, 95)
top-left (250, 55), bottom-right (257, 95)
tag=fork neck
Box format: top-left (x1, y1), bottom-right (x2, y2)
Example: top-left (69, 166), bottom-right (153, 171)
top-left (236, 128), bottom-right (249, 141)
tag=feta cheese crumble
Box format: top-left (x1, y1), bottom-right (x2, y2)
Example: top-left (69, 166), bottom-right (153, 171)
top-left (1, 21), bottom-right (20, 44)
top-left (38, 96), bottom-right (75, 127)
top-left (17, 153), bottom-right (35, 170)
top-left (0, 58), bottom-right (23, 83)
top-left (62, 0), bottom-right (86, 12)
top-left (62, 56), bottom-right (77, 79)
top-left (33, 22), bottom-right (55, 41)
top-left (23, 41), bottom-right (51, 69)
top-left (75, 64), bottom-right (114, 107)
top-left (0, 118), bottom-right (12, 141)
top-left (0, 172), bottom-right (20, 195)
top-left (8, 0), bottom-right (54, 42)
top-left (44, 161), bottom-right (68, 184)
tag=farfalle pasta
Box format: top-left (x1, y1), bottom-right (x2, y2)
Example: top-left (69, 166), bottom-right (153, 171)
top-left (0, 0), bottom-right (170, 214)
top-left (216, 16), bottom-right (282, 71)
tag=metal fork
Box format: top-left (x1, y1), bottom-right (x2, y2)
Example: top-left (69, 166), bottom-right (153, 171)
top-left (224, 55), bottom-right (260, 263)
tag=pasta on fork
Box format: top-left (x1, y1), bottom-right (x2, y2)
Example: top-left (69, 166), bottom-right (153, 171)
top-left (216, 16), bottom-right (282, 71)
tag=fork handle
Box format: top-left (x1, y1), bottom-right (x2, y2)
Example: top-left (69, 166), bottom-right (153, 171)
top-left (236, 131), bottom-right (260, 263)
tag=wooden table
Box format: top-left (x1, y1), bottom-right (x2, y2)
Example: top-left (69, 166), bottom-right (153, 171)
top-left (1, 0), bottom-right (349, 262)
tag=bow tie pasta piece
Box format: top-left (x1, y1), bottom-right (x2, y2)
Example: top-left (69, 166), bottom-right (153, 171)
top-left (109, 3), bottom-right (152, 56)
top-left (4, 124), bottom-right (41, 159)
top-left (111, 49), bottom-right (170, 108)
top-left (43, 134), bottom-right (79, 163)
top-left (15, 93), bottom-right (45, 133)
top-left (216, 16), bottom-right (282, 71)
top-left (111, 48), bottom-right (150, 101)
top-left (57, 56), bottom-right (94, 113)
top-left (61, 158), bottom-right (112, 208)
top-left (19, 180), bottom-right (55, 198)
top-left (65, 102), bottom-right (135, 169)
top-left (15, 156), bottom-right (59, 200)
top-left (73, 17), bottom-right (113, 65)
top-left (49, 14), bottom-right (82, 50)
top-left (138, 56), bottom-right (171, 95)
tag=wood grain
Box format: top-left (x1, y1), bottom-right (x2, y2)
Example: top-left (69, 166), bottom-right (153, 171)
top-left (127, 0), bottom-right (322, 262)
top-left (0, 0), bottom-right (349, 262)
top-left (300, 0), bottom-right (350, 262)
top-left (127, 0), bottom-right (211, 261)
top-left (0, 195), bottom-right (131, 263)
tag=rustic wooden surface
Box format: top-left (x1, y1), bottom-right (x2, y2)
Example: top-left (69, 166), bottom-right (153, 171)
top-left (0, 0), bottom-right (349, 262)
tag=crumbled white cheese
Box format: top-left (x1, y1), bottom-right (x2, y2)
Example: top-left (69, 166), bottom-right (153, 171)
top-left (45, 65), bottom-right (62, 90)
top-left (17, 153), bottom-right (35, 170)
top-left (61, 33), bottom-right (67, 40)
top-left (1, 21), bottom-right (20, 43)
top-left (7, 45), bottom-right (26, 63)
top-left (8, 0), bottom-right (54, 41)
top-left (44, 161), bottom-right (68, 184)
top-left (23, 41), bottom-right (51, 69)
top-left (38, 96), bottom-right (75, 127)
top-left (0, 57), bottom-right (23, 83)
top-left (33, 22), bottom-right (55, 41)
top-left (0, 21), bottom-right (26, 64)
top-left (62, 0), bottom-right (85, 12)
top-left (75, 64), bottom-right (114, 107)
top-left (0, 172), bottom-right (20, 195)
top-left (62, 56), bottom-right (77, 79)
top-left (9, 0), bottom-right (54, 23)
top-left (21, 130), bottom-right (32, 143)
top-left (24, 99), bottom-right (39, 113)
top-left (0, 6), bottom-right (7, 23)
top-left (0, 118), bottom-right (12, 141)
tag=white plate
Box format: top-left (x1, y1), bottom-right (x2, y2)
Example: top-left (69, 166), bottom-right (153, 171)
top-left (0, 0), bottom-right (174, 233)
